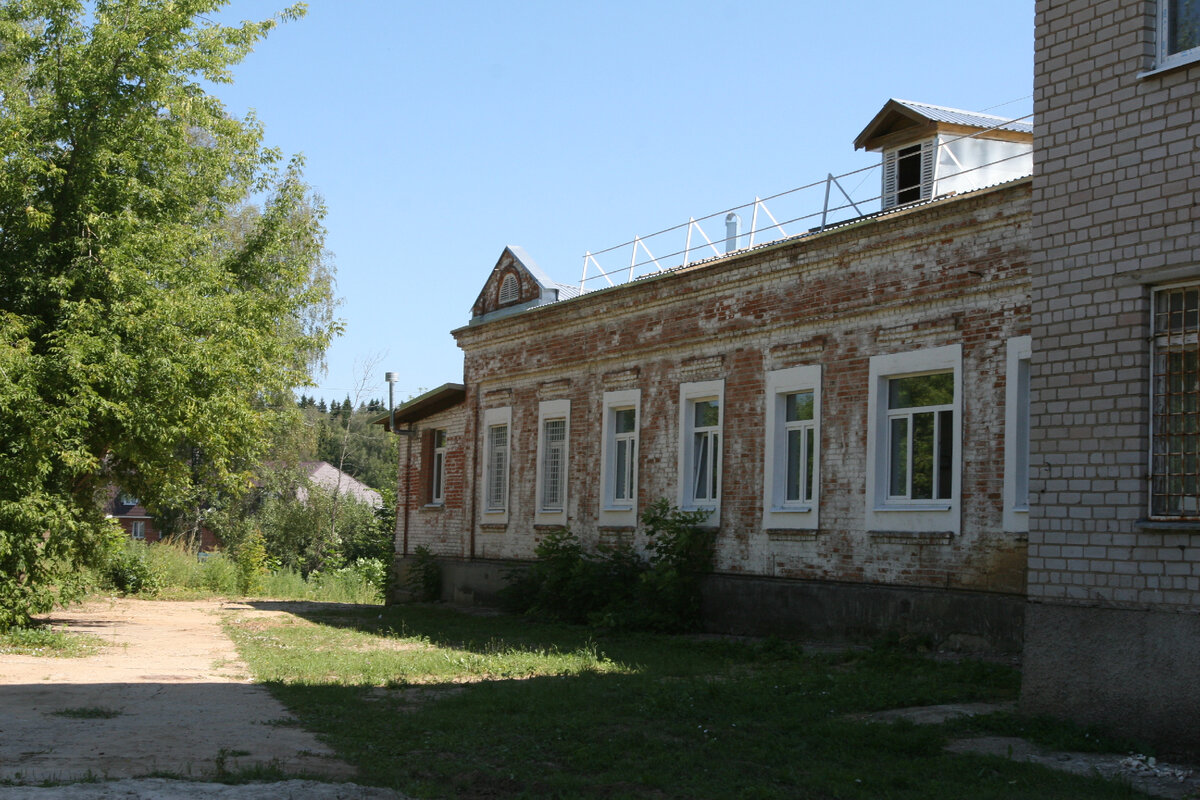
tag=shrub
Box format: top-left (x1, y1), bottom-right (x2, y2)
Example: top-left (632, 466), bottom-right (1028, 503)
top-left (200, 553), bottom-right (239, 594)
top-left (103, 542), bottom-right (161, 595)
top-left (405, 545), bottom-right (441, 602)
top-left (502, 502), bottom-right (716, 631)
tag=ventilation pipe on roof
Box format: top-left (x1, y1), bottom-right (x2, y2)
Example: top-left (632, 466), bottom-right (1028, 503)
top-left (725, 213), bottom-right (741, 254)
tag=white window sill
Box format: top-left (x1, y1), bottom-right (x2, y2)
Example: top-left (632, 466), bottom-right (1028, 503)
top-left (600, 504), bottom-right (635, 513)
top-left (1139, 49), bottom-right (1200, 78)
top-left (769, 505), bottom-right (814, 514)
top-left (873, 503), bottom-right (953, 513)
top-left (421, 503), bottom-right (444, 510)
top-left (1010, 506), bottom-right (1029, 514)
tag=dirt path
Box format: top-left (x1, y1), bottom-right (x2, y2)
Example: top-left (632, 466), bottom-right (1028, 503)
top-left (0, 597), bottom-right (403, 797)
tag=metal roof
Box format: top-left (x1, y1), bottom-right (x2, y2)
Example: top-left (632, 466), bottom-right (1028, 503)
top-left (372, 382), bottom-right (466, 429)
top-left (890, 99), bottom-right (1033, 134)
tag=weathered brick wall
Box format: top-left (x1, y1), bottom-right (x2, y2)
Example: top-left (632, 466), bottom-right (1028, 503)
top-left (1029, 0), bottom-right (1200, 609)
top-left (396, 404), bottom-right (470, 559)
top-left (453, 181), bottom-right (1032, 595)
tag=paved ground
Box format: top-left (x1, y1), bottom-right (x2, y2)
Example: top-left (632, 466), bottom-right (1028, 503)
top-left (0, 597), bottom-right (407, 799)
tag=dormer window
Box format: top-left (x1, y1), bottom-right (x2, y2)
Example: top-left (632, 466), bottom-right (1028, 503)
top-left (882, 140), bottom-right (934, 209)
top-left (498, 273), bottom-right (520, 305)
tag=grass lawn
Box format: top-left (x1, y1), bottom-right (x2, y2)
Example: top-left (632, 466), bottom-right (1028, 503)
top-left (224, 603), bottom-right (1148, 799)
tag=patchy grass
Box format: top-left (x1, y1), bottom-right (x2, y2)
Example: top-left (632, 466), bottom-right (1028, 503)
top-left (226, 604), bottom-right (1149, 799)
top-left (49, 707), bottom-right (123, 719)
top-left (0, 626), bottom-right (106, 658)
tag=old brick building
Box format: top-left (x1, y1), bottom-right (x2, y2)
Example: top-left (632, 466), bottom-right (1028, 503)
top-left (1020, 0), bottom-right (1200, 754)
top-left (385, 101), bottom-right (1037, 648)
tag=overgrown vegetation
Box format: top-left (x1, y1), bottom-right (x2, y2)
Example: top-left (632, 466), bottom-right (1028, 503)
top-left (0, 626), bottom-right (106, 658)
top-left (95, 540), bottom-right (385, 604)
top-left (502, 499), bottom-right (715, 631)
top-left (225, 603), bottom-right (1146, 799)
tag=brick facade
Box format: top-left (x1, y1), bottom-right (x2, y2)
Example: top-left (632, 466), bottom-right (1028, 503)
top-left (1021, 0), bottom-right (1200, 754)
top-left (394, 178), bottom-right (1033, 641)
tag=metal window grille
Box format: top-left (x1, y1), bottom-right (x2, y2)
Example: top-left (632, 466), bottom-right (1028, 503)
top-left (1152, 285), bottom-right (1200, 516)
top-left (541, 419), bottom-right (566, 511)
top-left (487, 424), bottom-right (508, 511)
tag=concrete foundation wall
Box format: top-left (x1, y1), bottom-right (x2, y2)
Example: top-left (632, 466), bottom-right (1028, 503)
top-left (1021, 602), bottom-right (1200, 757)
top-left (393, 556), bottom-right (1024, 651)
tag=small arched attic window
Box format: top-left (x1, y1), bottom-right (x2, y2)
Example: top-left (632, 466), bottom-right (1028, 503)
top-left (498, 273), bottom-right (520, 305)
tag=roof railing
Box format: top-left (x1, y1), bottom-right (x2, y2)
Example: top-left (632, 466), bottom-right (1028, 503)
top-left (578, 112), bottom-right (1033, 292)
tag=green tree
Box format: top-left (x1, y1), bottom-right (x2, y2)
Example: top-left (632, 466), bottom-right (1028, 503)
top-left (0, 0), bottom-right (337, 629)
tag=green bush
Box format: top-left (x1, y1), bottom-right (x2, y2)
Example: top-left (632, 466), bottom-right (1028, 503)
top-left (502, 501), bottom-right (715, 631)
top-left (103, 542), bottom-right (161, 595)
top-left (405, 545), bottom-right (441, 602)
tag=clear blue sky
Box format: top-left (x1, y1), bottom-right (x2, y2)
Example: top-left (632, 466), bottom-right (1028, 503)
top-left (210, 0), bottom-right (1034, 407)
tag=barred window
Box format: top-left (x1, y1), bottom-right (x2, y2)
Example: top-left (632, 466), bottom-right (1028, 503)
top-left (540, 418), bottom-right (566, 512)
top-left (1152, 285), bottom-right (1200, 517)
top-left (486, 423), bottom-right (509, 512)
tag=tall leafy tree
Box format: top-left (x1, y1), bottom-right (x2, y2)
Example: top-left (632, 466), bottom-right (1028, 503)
top-left (0, 0), bottom-right (338, 628)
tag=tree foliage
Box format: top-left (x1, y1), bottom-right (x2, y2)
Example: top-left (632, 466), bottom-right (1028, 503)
top-left (0, 1), bottom-right (338, 628)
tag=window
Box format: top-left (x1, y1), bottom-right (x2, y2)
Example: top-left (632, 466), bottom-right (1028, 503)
top-left (882, 140), bottom-right (934, 209)
top-left (600, 389), bottom-right (640, 525)
top-left (1160, 0), bottom-right (1200, 69)
top-left (482, 407), bottom-right (511, 518)
top-left (866, 346), bottom-right (961, 534)
top-left (679, 380), bottom-right (724, 518)
top-left (1003, 337), bottom-right (1032, 532)
top-left (763, 366), bottom-right (821, 530)
top-left (431, 429), bottom-right (447, 505)
top-left (536, 399), bottom-right (570, 522)
top-left (1151, 284), bottom-right (1200, 517)
top-left (131, 521), bottom-right (145, 540)
top-left (498, 273), bottom-right (520, 305)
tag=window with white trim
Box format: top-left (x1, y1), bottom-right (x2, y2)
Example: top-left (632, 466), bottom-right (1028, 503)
top-left (1159, 0), bottom-right (1200, 70)
top-left (679, 380), bottom-right (724, 518)
top-left (866, 346), bottom-right (962, 534)
top-left (536, 399), bottom-right (570, 522)
top-left (482, 407), bottom-right (511, 518)
top-left (431, 429), bottom-right (447, 505)
top-left (882, 140), bottom-right (934, 209)
top-left (600, 389), bottom-right (640, 525)
top-left (131, 521), bottom-right (145, 540)
top-left (1151, 284), bottom-right (1200, 517)
top-left (763, 365), bottom-right (821, 530)
top-left (1003, 337), bottom-right (1031, 532)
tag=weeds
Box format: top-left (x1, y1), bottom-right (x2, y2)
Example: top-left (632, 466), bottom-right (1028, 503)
top-left (0, 626), bottom-right (106, 657)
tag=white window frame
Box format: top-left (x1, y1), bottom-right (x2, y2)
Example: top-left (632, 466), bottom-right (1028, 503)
top-left (678, 379), bottom-right (724, 523)
top-left (1150, 282), bottom-right (1200, 518)
top-left (599, 389), bottom-right (640, 527)
top-left (881, 139), bottom-right (935, 210)
top-left (763, 365), bottom-right (821, 530)
top-left (481, 406), bottom-right (511, 521)
top-left (1003, 337), bottom-right (1032, 533)
top-left (866, 345), bottom-right (962, 534)
top-left (431, 428), bottom-right (447, 506)
top-left (131, 521), bottom-right (146, 540)
top-left (535, 399), bottom-right (570, 525)
top-left (1158, 0), bottom-right (1200, 71)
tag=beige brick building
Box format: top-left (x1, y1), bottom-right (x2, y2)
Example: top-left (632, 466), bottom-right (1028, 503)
top-left (1020, 0), bottom-right (1200, 753)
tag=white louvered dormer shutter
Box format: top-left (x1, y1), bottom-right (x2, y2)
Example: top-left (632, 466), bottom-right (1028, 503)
top-left (498, 273), bottom-right (520, 305)
top-left (881, 138), bottom-right (935, 210)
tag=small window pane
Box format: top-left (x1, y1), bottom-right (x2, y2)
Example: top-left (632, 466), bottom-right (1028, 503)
top-left (804, 427), bottom-right (815, 503)
top-left (615, 439), bottom-right (631, 500)
top-left (693, 400), bottom-right (720, 428)
top-left (888, 373), bottom-right (953, 409)
top-left (911, 412), bottom-right (935, 500)
top-left (889, 417), bottom-right (908, 496)
top-left (693, 433), bottom-right (711, 499)
top-left (786, 429), bottom-right (803, 502)
top-left (434, 429), bottom-right (447, 448)
top-left (615, 408), bottom-right (636, 434)
top-left (785, 390), bottom-right (813, 422)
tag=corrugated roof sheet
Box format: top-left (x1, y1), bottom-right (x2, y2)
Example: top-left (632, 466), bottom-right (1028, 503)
top-left (891, 99), bottom-right (1033, 134)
